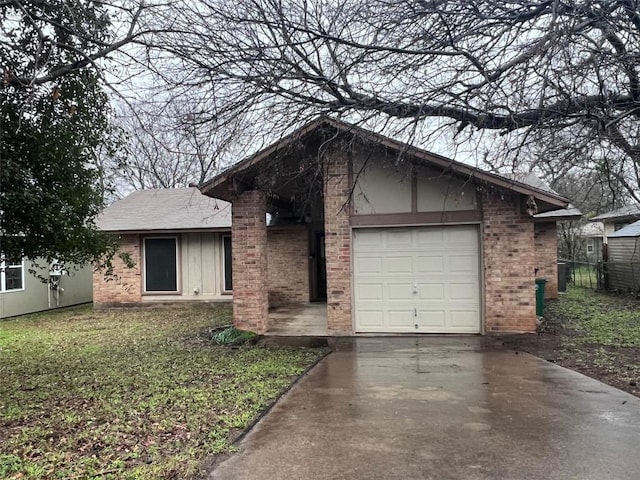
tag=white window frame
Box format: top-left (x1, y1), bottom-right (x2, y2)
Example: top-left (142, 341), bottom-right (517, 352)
top-left (0, 256), bottom-right (25, 293)
top-left (222, 235), bottom-right (232, 293)
top-left (142, 236), bottom-right (180, 294)
top-left (586, 238), bottom-right (594, 254)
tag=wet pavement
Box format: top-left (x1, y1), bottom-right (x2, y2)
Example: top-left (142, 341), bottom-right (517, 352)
top-left (209, 337), bottom-right (640, 480)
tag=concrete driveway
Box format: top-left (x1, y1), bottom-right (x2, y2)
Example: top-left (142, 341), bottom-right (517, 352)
top-left (209, 337), bottom-right (640, 480)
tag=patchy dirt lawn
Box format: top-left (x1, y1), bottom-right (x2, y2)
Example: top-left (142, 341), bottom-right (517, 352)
top-left (499, 287), bottom-right (640, 398)
top-left (0, 305), bottom-right (326, 480)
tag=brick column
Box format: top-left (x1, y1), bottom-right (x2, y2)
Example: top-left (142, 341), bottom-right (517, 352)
top-left (231, 190), bottom-right (269, 334)
top-left (323, 152), bottom-right (353, 335)
top-left (93, 234), bottom-right (142, 308)
top-left (482, 192), bottom-right (536, 333)
top-left (534, 222), bottom-right (559, 299)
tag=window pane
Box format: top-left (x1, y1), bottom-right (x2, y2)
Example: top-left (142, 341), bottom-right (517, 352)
top-left (223, 236), bottom-right (232, 291)
top-left (145, 238), bottom-right (177, 292)
top-left (5, 265), bottom-right (23, 290)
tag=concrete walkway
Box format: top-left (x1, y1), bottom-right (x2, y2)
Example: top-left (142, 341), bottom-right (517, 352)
top-left (210, 337), bottom-right (640, 480)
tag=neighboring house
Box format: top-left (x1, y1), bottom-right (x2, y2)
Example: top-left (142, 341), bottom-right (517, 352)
top-left (577, 222), bottom-right (605, 262)
top-left (0, 257), bottom-right (92, 319)
top-left (199, 117), bottom-right (573, 335)
top-left (591, 205), bottom-right (640, 243)
top-left (93, 188), bottom-right (233, 307)
top-left (606, 220), bottom-right (640, 291)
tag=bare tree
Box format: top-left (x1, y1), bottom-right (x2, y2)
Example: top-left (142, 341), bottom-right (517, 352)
top-left (106, 95), bottom-right (249, 196)
top-left (150, 0), bottom-right (640, 196)
top-left (1, 0), bottom-right (162, 89)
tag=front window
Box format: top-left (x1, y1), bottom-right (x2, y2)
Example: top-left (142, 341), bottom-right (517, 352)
top-left (143, 237), bottom-right (178, 292)
top-left (223, 235), bottom-right (232, 292)
top-left (1, 256), bottom-right (24, 292)
top-left (587, 239), bottom-right (594, 254)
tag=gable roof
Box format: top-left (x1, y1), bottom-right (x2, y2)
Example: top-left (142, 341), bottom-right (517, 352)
top-left (609, 220), bottom-right (640, 238)
top-left (96, 188), bottom-right (231, 233)
top-left (199, 117), bottom-right (570, 212)
top-left (591, 204), bottom-right (640, 223)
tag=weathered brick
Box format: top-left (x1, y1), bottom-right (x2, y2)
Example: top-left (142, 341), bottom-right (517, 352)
top-left (231, 190), bottom-right (269, 334)
top-left (482, 192), bottom-right (536, 332)
top-left (323, 151), bottom-right (352, 336)
top-left (93, 234), bottom-right (142, 307)
top-left (267, 225), bottom-right (309, 306)
top-left (534, 222), bottom-right (559, 299)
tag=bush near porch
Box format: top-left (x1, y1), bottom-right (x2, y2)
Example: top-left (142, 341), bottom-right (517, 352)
top-left (501, 287), bottom-right (640, 397)
top-left (0, 305), bottom-right (326, 479)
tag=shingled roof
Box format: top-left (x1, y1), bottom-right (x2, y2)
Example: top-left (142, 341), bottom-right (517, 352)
top-left (591, 204), bottom-right (640, 223)
top-left (96, 188), bottom-right (231, 233)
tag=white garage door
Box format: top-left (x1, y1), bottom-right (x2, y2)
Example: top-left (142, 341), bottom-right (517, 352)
top-left (353, 226), bottom-right (481, 333)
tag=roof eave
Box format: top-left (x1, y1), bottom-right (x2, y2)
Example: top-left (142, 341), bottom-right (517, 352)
top-left (199, 116), bottom-right (570, 209)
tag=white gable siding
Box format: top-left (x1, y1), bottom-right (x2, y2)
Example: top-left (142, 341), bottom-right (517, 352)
top-left (416, 166), bottom-right (477, 212)
top-left (352, 154), bottom-right (412, 215)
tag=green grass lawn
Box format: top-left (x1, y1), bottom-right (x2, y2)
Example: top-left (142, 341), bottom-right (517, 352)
top-left (0, 305), bottom-right (325, 479)
top-left (548, 287), bottom-right (640, 346)
top-left (522, 287), bottom-right (640, 397)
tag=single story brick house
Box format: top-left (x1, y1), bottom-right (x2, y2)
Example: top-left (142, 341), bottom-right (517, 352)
top-left (93, 188), bottom-right (233, 307)
top-left (199, 117), bottom-right (577, 336)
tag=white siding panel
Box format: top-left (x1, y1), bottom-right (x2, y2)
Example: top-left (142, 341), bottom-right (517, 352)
top-left (352, 155), bottom-right (412, 214)
top-left (416, 166), bottom-right (477, 212)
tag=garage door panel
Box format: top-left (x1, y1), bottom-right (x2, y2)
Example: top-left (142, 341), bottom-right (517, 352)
top-left (387, 256), bottom-right (414, 273)
top-left (449, 310), bottom-right (480, 328)
top-left (416, 229), bottom-right (444, 245)
top-left (354, 226), bottom-right (481, 334)
top-left (415, 256), bottom-right (445, 273)
top-left (387, 230), bottom-right (412, 247)
top-left (448, 282), bottom-right (479, 301)
top-left (387, 310), bottom-right (416, 327)
top-left (417, 309), bottom-right (446, 327)
top-left (444, 227), bottom-right (476, 243)
top-left (356, 310), bottom-right (385, 328)
top-left (448, 255), bottom-right (478, 273)
top-left (354, 256), bottom-right (384, 274)
top-left (355, 283), bottom-right (384, 301)
top-left (416, 283), bottom-right (445, 300)
top-left (355, 230), bottom-right (384, 247)
top-left (387, 283), bottom-right (414, 301)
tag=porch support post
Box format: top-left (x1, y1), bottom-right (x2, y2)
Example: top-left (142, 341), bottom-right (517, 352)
top-left (323, 151), bottom-right (353, 335)
top-left (231, 190), bottom-right (269, 334)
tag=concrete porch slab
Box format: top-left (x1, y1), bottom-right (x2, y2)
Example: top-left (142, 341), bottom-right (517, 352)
top-left (265, 303), bottom-right (328, 336)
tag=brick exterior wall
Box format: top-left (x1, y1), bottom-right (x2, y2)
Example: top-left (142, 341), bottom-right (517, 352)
top-left (324, 151), bottom-right (353, 335)
top-left (93, 234), bottom-right (142, 307)
top-left (267, 225), bottom-right (310, 306)
top-left (482, 192), bottom-right (537, 333)
top-left (534, 222), bottom-right (559, 299)
top-left (232, 190), bottom-right (269, 334)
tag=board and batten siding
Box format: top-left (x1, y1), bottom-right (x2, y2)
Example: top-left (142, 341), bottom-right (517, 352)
top-left (0, 261), bottom-right (92, 319)
top-left (607, 237), bottom-right (640, 291)
top-left (142, 232), bottom-right (230, 302)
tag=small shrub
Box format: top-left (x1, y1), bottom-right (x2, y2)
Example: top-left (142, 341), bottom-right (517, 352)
top-left (212, 327), bottom-right (257, 346)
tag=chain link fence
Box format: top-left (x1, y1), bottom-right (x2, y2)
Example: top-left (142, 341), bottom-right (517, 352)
top-left (558, 259), bottom-right (602, 290)
top-left (559, 258), bottom-right (640, 293)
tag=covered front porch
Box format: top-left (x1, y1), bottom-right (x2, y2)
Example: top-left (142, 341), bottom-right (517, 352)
top-left (265, 303), bottom-right (328, 336)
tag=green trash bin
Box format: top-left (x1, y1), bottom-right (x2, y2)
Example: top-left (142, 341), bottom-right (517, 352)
top-left (535, 278), bottom-right (547, 316)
